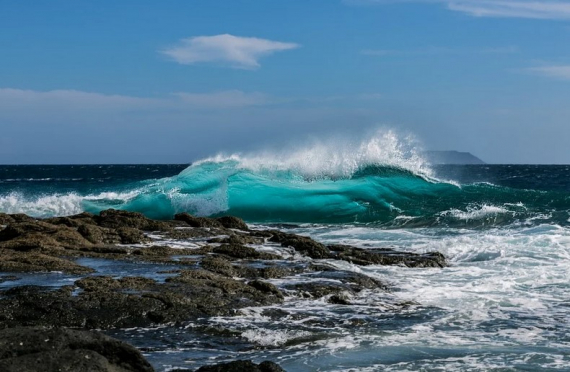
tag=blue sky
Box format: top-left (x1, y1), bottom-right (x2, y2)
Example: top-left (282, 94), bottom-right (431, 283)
top-left (1, 0), bottom-right (570, 164)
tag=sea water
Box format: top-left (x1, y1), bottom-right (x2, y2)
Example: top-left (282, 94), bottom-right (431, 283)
top-left (1, 133), bottom-right (569, 371)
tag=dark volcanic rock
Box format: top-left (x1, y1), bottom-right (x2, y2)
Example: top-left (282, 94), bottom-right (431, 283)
top-left (215, 216), bottom-right (249, 231)
top-left (174, 213), bottom-right (223, 229)
top-left (284, 267), bottom-right (387, 299)
top-left (0, 221), bottom-right (92, 250)
top-left (0, 326), bottom-right (154, 372)
top-left (328, 245), bottom-right (447, 268)
top-left (0, 250), bottom-right (93, 274)
top-left (96, 209), bottom-right (171, 231)
top-left (269, 231), bottom-right (330, 259)
top-left (209, 234), bottom-right (263, 245)
top-left (212, 244), bottom-right (280, 260)
top-left (196, 360), bottom-right (284, 372)
top-left (0, 270), bottom-right (284, 329)
top-left (0, 214), bottom-right (15, 226)
top-left (248, 280), bottom-right (284, 299)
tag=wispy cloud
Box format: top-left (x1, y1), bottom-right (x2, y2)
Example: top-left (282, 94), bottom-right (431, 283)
top-left (345, 0), bottom-right (570, 20)
top-left (0, 88), bottom-right (157, 110)
top-left (362, 45), bottom-right (519, 56)
top-left (173, 90), bottom-right (270, 108)
top-left (160, 34), bottom-right (300, 69)
top-left (522, 65), bottom-right (570, 80)
top-left (0, 88), bottom-right (273, 111)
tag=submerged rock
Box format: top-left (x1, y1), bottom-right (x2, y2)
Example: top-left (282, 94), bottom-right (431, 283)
top-left (0, 327), bottom-right (154, 372)
top-left (328, 244), bottom-right (447, 268)
top-left (196, 360), bottom-right (284, 372)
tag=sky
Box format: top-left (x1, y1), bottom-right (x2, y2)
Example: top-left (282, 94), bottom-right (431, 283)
top-left (1, 0), bottom-right (570, 164)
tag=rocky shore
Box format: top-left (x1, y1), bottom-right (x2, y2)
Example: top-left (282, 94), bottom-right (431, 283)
top-left (0, 210), bottom-right (447, 371)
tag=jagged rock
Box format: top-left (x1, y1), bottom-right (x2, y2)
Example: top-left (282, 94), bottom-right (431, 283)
top-left (328, 245), bottom-right (447, 268)
top-left (77, 224), bottom-right (122, 245)
top-left (328, 294), bottom-right (352, 305)
top-left (212, 244), bottom-right (280, 260)
top-left (248, 280), bottom-right (283, 299)
top-left (269, 231), bottom-right (330, 259)
top-left (284, 268), bottom-right (386, 299)
top-left (0, 214), bottom-right (15, 226)
top-left (0, 221), bottom-right (92, 251)
top-left (215, 216), bottom-right (249, 231)
top-left (95, 209), bottom-right (171, 231)
top-left (0, 270), bottom-right (283, 329)
top-left (0, 250), bottom-right (94, 274)
top-left (174, 213), bottom-right (224, 228)
top-left (0, 327), bottom-right (154, 372)
top-left (208, 234), bottom-right (263, 245)
top-left (196, 360), bottom-right (284, 372)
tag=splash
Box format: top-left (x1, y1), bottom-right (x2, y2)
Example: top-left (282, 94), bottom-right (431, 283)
top-left (1, 130), bottom-right (569, 226)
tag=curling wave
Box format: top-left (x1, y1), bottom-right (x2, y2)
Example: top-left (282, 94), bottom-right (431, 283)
top-left (1, 132), bottom-right (569, 227)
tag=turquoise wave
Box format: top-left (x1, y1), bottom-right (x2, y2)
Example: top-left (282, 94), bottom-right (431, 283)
top-left (79, 159), bottom-right (570, 227)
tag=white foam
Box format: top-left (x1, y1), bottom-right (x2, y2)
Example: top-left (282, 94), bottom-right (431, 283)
top-left (0, 190), bottom-right (140, 218)
top-left (191, 129), bottom-right (435, 180)
top-left (441, 204), bottom-right (511, 221)
top-left (241, 328), bottom-right (312, 347)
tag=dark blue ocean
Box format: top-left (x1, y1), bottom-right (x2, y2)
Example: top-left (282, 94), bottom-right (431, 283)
top-left (1, 144), bottom-right (570, 370)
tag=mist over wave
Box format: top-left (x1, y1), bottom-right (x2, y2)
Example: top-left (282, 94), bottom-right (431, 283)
top-left (1, 130), bottom-right (569, 227)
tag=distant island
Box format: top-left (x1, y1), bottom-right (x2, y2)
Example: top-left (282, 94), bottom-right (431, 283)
top-left (423, 151), bottom-right (486, 165)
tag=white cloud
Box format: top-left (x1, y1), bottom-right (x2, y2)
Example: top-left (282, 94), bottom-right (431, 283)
top-left (523, 65), bottom-right (570, 80)
top-left (160, 34), bottom-right (300, 69)
top-left (346, 0), bottom-right (570, 20)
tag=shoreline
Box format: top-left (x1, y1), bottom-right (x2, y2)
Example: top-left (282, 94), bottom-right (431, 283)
top-left (0, 209), bottom-right (446, 371)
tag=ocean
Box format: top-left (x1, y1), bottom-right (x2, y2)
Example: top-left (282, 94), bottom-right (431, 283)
top-left (1, 139), bottom-right (570, 370)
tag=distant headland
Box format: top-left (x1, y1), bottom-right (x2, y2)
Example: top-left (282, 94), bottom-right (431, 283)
top-left (423, 151), bottom-right (486, 165)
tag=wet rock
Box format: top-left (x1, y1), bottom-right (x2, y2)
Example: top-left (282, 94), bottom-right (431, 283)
top-left (75, 276), bottom-right (157, 292)
top-left (0, 214), bottom-right (15, 226)
top-left (174, 213), bottom-right (223, 229)
top-left (328, 245), bottom-right (447, 268)
top-left (258, 266), bottom-right (293, 279)
top-left (0, 326), bottom-right (154, 372)
top-left (43, 216), bottom-right (82, 228)
top-left (96, 209), bottom-right (171, 231)
top-left (201, 256), bottom-right (291, 279)
top-left (284, 268), bottom-right (386, 299)
top-left (0, 221), bottom-right (92, 251)
top-left (215, 216), bottom-right (249, 231)
top-left (269, 231), bottom-right (330, 259)
top-left (5, 214), bottom-right (35, 223)
top-left (116, 227), bottom-right (149, 244)
top-left (248, 280), bottom-right (283, 299)
top-left (196, 360), bottom-right (285, 372)
top-left (328, 294), bottom-right (352, 305)
top-left (285, 281), bottom-right (350, 299)
top-left (0, 268), bottom-right (283, 329)
top-left (0, 250), bottom-right (94, 274)
top-left (201, 256), bottom-right (240, 277)
top-left (77, 224), bottom-right (122, 245)
top-left (212, 244), bottom-right (280, 260)
top-left (208, 234), bottom-right (263, 245)
top-left (160, 227), bottom-right (220, 240)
